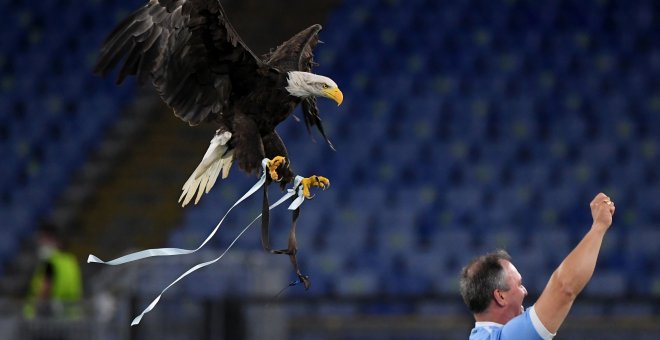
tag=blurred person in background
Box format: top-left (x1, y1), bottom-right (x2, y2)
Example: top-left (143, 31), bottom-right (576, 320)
top-left (24, 222), bottom-right (83, 319)
top-left (460, 192), bottom-right (615, 339)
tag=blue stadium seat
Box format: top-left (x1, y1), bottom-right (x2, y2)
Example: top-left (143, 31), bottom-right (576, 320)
top-left (429, 229), bottom-right (473, 255)
top-left (336, 269), bottom-right (380, 296)
top-left (584, 271), bottom-right (628, 297)
top-left (529, 228), bottom-right (572, 266)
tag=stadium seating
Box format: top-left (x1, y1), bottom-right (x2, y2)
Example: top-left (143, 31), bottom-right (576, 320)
top-left (0, 0), bottom-right (140, 264)
top-left (3, 0), bottom-right (658, 309)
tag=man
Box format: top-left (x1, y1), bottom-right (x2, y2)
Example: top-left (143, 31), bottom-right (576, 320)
top-left (24, 223), bottom-right (83, 319)
top-left (459, 192), bottom-right (615, 339)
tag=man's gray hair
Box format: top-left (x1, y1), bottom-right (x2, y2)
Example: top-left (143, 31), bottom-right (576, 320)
top-left (459, 249), bottom-right (512, 314)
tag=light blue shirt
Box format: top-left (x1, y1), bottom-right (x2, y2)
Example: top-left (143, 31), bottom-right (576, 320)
top-left (469, 306), bottom-right (555, 340)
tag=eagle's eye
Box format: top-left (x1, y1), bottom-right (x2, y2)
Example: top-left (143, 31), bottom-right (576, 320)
top-left (321, 84), bottom-right (330, 89)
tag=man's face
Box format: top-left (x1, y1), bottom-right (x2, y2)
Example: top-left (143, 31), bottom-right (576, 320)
top-left (499, 260), bottom-right (528, 317)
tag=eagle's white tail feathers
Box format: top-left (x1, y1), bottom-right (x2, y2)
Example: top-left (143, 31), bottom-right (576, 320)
top-left (179, 132), bottom-right (233, 207)
top-left (206, 150), bottom-right (234, 193)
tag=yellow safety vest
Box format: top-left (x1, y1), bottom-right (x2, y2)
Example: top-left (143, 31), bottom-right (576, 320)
top-left (24, 251), bottom-right (82, 318)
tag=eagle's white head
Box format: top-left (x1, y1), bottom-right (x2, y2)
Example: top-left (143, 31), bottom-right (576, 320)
top-left (285, 71), bottom-right (343, 105)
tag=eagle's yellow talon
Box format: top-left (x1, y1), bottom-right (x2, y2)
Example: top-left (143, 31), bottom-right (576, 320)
top-left (301, 175), bottom-right (330, 198)
top-left (268, 156), bottom-right (287, 181)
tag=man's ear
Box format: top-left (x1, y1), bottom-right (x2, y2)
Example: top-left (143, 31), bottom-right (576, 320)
top-left (493, 289), bottom-right (506, 307)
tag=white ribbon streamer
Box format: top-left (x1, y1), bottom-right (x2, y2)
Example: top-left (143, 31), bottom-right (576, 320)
top-left (87, 159), bottom-right (273, 266)
top-left (288, 175), bottom-right (305, 210)
top-left (131, 176), bottom-right (306, 325)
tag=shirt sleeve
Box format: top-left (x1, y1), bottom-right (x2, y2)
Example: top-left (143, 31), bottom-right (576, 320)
top-left (500, 306), bottom-right (555, 340)
top-left (528, 305), bottom-right (555, 339)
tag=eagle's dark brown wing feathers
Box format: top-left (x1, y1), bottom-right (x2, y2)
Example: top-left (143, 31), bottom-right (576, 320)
top-left (95, 0), bottom-right (263, 126)
top-left (94, 2), bottom-right (176, 84)
top-left (297, 25), bottom-right (321, 72)
top-left (302, 96), bottom-right (334, 150)
top-left (263, 24), bottom-right (322, 72)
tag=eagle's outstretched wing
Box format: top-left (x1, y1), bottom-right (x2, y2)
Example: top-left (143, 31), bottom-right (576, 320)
top-left (94, 0), bottom-right (264, 126)
top-left (263, 24), bottom-right (321, 73)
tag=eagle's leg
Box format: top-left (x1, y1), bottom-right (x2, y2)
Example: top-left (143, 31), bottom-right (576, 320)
top-left (267, 156), bottom-right (287, 181)
top-left (261, 185), bottom-right (310, 289)
top-left (233, 114), bottom-right (268, 176)
top-left (300, 175), bottom-right (330, 198)
top-left (262, 132), bottom-right (294, 188)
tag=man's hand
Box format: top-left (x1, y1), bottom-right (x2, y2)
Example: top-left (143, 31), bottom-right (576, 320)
top-left (590, 192), bottom-right (615, 232)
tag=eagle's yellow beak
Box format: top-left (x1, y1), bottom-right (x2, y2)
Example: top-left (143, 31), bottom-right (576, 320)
top-left (323, 87), bottom-right (343, 106)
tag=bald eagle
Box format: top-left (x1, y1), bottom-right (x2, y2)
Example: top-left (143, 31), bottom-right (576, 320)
top-left (95, 0), bottom-right (343, 288)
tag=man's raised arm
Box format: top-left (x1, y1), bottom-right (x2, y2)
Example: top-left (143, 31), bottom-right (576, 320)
top-left (534, 192), bottom-right (616, 334)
